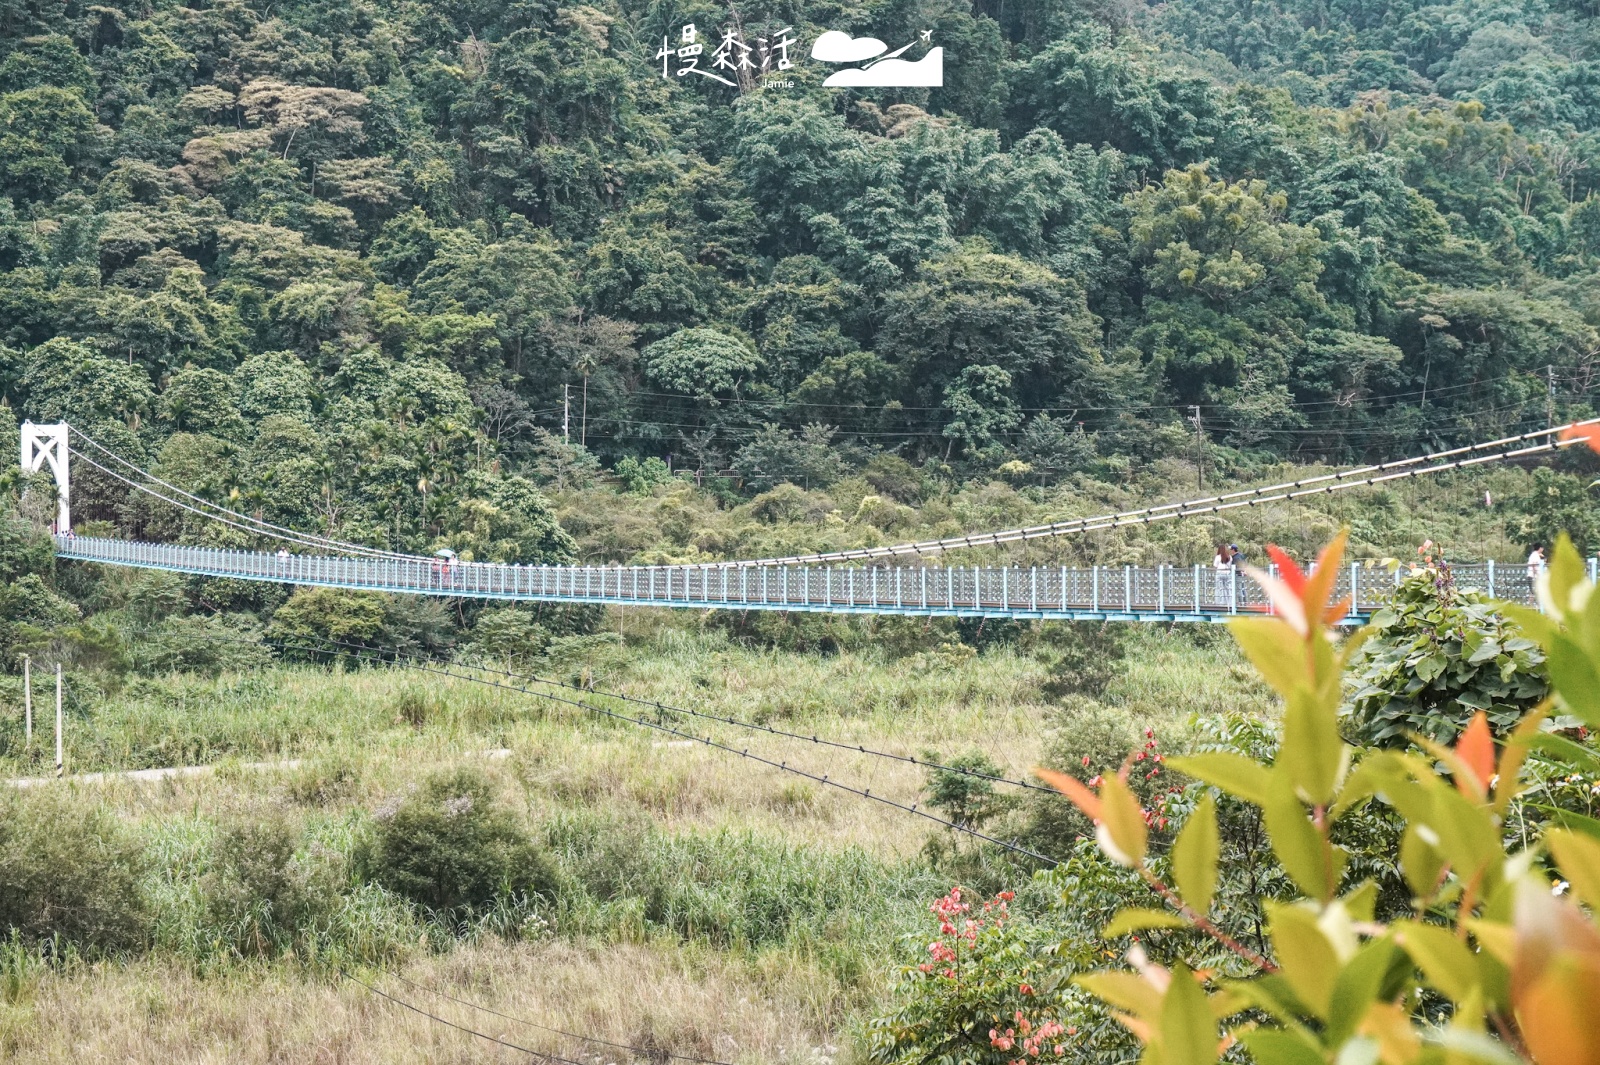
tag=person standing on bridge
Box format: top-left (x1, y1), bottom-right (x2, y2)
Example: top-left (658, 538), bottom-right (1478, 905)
top-left (1212, 543), bottom-right (1233, 607)
top-left (1527, 544), bottom-right (1546, 582)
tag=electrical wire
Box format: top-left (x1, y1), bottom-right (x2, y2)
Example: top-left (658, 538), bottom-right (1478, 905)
top-left (742, 419), bottom-right (1600, 565)
top-left (383, 970), bottom-right (737, 1065)
top-left (338, 968), bottom-right (588, 1065)
top-left (68, 428), bottom-right (422, 561)
top-left (181, 625), bottom-right (1065, 799)
top-left (106, 623), bottom-right (1061, 866)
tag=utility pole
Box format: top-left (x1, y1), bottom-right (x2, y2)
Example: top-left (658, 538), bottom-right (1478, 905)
top-left (1547, 364), bottom-right (1555, 428)
top-left (54, 662), bottom-right (63, 779)
top-left (1190, 405), bottom-right (1205, 490)
top-left (562, 383), bottom-right (570, 444)
top-left (22, 654), bottom-right (30, 744)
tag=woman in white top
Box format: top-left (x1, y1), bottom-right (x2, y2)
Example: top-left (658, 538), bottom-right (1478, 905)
top-left (1212, 543), bottom-right (1232, 607)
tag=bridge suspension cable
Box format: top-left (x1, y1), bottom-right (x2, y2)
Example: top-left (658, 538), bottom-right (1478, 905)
top-left (744, 419), bottom-right (1600, 566)
top-left (67, 427), bottom-right (420, 560)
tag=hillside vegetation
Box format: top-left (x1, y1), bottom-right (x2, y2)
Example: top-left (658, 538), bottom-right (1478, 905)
top-left (0, 0), bottom-right (1597, 561)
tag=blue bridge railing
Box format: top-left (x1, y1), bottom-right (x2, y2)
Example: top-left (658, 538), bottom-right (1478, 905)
top-left (52, 536), bottom-right (1574, 623)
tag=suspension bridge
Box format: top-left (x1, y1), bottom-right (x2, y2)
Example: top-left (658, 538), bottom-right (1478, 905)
top-left (26, 419), bottom-right (1599, 624)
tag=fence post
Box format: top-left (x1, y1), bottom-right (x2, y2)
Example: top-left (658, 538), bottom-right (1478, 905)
top-left (1487, 559), bottom-right (1495, 598)
top-left (1193, 564), bottom-right (1200, 612)
top-left (1002, 567), bottom-right (1009, 612)
top-left (54, 662), bottom-right (63, 779)
top-left (1092, 566), bottom-right (1100, 612)
top-left (1157, 565), bottom-right (1165, 614)
top-left (1350, 562), bottom-right (1359, 619)
top-left (1123, 565), bottom-right (1131, 612)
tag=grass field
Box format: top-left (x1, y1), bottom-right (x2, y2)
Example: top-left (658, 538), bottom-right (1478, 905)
top-left (0, 614), bottom-right (1274, 1063)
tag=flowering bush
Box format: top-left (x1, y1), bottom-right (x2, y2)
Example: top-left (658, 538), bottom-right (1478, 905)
top-left (867, 886), bottom-right (1103, 1065)
top-left (1037, 529), bottom-right (1600, 1065)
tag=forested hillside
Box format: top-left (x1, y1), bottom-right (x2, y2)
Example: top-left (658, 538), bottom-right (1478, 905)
top-left (1, 0), bottom-right (1598, 554)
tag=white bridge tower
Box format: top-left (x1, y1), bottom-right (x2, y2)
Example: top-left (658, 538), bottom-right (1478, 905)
top-left (20, 421), bottom-right (70, 533)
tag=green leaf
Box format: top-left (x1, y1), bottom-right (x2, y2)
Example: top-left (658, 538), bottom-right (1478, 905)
top-left (1267, 902), bottom-right (1339, 1020)
top-left (1281, 686), bottom-right (1344, 805)
top-left (1526, 731), bottom-right (1600, 773)
top-left (1171, 794), bottom-right (1219, 915)
top-left (1326, 936), bottom-right (1398, 1045)
top-left (1167, 752), bottom-right (1270, 806)
top-left (1546, 633), bottom-right (1600, 728)
top-left (1077, 971), bottom-right (1163, 1018)
top-left (1394, 920), bottom-right (1478, 1004)
top-left (1160, 963), bottom-right (1218, 1065)
top-left (1548, 533), bottom-right (1586, 620)
top-left (1102, 908), bottom-right (1190, 938)
top-left (1400, 823), bottom-right (1445, 900)
top-left (1548, 829), bottom-right (1600, 910)
top-left (1263, 769), bottom-right (1338, 902)
top-left (1099, 772), bottom-right (1148, 867)
top-left (1235, 1029), bottom-right (1324, 1065)
top-left (1227, 616), bottom-right (1309, 698)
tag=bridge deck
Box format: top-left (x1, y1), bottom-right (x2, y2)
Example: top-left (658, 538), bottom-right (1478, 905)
top-left (53, 536), bottom-right (1557, 624)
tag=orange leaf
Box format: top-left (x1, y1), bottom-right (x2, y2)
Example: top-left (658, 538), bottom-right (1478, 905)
top-left (1036, 767), bottom-right (1101, 822)
top-left (1240, 564), bottom-right (1308, 636)
top-left (1321, 595), bottom-right (1353, 626)
top-left (1559, 423), bottom-right (1600, 454)
top-left (1302, 530), bottom-right (1350, 628)
top-left (1266, 544), bottom-right (1306, 595)
top-left (1455, 712), bottom-right (1495, 799)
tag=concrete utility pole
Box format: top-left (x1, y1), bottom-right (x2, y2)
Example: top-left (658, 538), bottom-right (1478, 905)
top-left (1190, 405), bottom-right (1205, 490)
top-left (1548, 364), bottom-right (1555, 428)
top-left (54, 663), bottom-right (63, 779)
top-left (22, 654), bottom-right (31, 744)
top-left (562, 383), bottom-right (570, 444)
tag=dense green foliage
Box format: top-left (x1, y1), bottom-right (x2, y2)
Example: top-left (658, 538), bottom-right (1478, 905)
top-left (366, 766), bottom-right (554, 913)
top-left (0, 0), bottom-right (1597, 559)
top-left (1342, 566), bottom-right (1550, 744)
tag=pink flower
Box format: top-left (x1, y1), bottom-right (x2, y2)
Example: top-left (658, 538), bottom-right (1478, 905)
top-left (1019, 983), bottom-right (1035, 995)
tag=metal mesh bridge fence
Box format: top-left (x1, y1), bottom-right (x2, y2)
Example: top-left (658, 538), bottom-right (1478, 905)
top-left (54, 536), bottom-right (1573, 622)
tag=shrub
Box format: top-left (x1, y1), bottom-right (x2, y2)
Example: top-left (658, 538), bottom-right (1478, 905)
top-left (1028, 532), bottom-right (1600, 1065)
top-left (0, 788), bottom-right (148, 953)
top-left (461, 606), bottom-right (548, 668)
top-left (1342, 566), bottom-right (1548, 745)
top-left (201, 811), bottom-right (345, 958)
top-left (132, 613), bottom-right (272, 675)
top-left (1022, 698), bottom-right (1175, 861)
top-left (1038, 622), bottom-right (1126, 700)
top-left (868, 886), bottom-right (1115, 1065)
top-left (366, 768), bottom-right (553, 913)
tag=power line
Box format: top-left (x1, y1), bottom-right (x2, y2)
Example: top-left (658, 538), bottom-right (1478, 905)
top-left (106, 624), bottom-right (1061, 866)
top-left (339, 968), bottom-right (588, 1065)
top-left (192, 626), bottom-right (1064, 800)
top-left (383, 970), bottom-right (737, 1065)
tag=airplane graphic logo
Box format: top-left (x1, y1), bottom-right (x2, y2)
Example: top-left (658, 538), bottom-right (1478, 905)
top-left (810, 30), bottom-right (943, 87)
